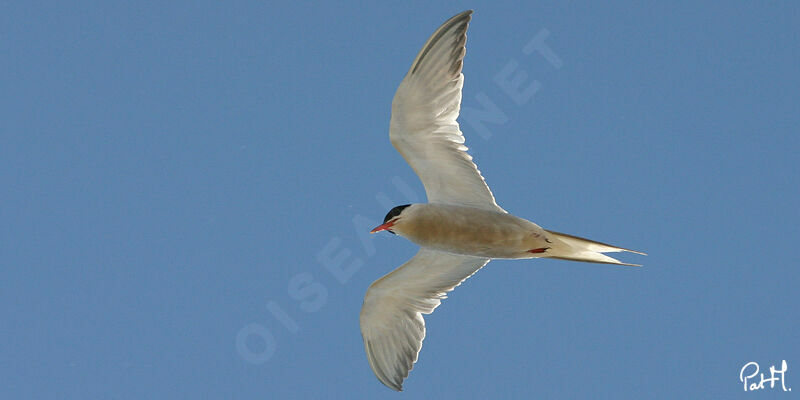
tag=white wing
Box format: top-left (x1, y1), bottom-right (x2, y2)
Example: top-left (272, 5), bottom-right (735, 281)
top-left (359, 248), bottom-right (490, 391)
top-left (389, 10), bottom-right (504, 212)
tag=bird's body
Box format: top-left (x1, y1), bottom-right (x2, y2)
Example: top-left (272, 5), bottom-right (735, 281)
top-left (360, 10), bottom-right (645, 391)
top-left (390, 203), bottom-right (548, 259)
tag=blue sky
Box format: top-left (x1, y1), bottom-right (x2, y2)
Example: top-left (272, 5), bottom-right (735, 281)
top-left (2, 1), bottom-right (798, 398)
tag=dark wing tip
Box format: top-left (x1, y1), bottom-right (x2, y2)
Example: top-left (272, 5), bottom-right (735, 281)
top-left (455, 9), bottom-right (474, 19)
top-left (409, 10), bottom-right (473, 76)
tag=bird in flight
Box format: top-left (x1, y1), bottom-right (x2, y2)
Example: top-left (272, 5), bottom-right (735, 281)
top-left (360, 10), bottom-right (644, 391)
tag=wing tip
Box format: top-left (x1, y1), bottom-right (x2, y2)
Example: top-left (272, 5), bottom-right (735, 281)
top-left (459, 9), bottom-right (474, 19)
top-left (408, 10), bottom-right (474, 76)
top-left (364, 338), bottom-right (406, 391)
top-left (449, 9), bottom-right (474, 22)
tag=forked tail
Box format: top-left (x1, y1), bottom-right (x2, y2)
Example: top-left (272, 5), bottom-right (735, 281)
top-left (545, 230), bottom-right (646, 267)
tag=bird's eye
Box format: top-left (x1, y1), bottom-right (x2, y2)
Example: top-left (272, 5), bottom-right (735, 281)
top-left (383, 204), bottom-right (411, 224)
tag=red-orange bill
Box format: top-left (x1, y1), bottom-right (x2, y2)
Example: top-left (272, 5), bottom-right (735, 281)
top-left (370, 220), bottom-right (395, 233)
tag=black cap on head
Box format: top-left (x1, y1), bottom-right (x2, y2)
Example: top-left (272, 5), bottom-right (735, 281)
top-left (381, 204), bottom-right (410, 234)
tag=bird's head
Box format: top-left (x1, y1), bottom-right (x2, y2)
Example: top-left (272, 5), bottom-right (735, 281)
top-left (370, 204), bottom-right (413, 235)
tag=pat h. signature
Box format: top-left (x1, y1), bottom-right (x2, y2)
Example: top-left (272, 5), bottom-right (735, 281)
top-left (740, 360), bottom-right (791, 392)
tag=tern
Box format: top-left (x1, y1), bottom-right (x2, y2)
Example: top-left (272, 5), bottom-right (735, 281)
top-left (360, 10), bottom-right (644, 391)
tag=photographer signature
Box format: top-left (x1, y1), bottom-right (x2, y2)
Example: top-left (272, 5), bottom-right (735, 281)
top-left (740, 360), bottom-right (791, 392)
